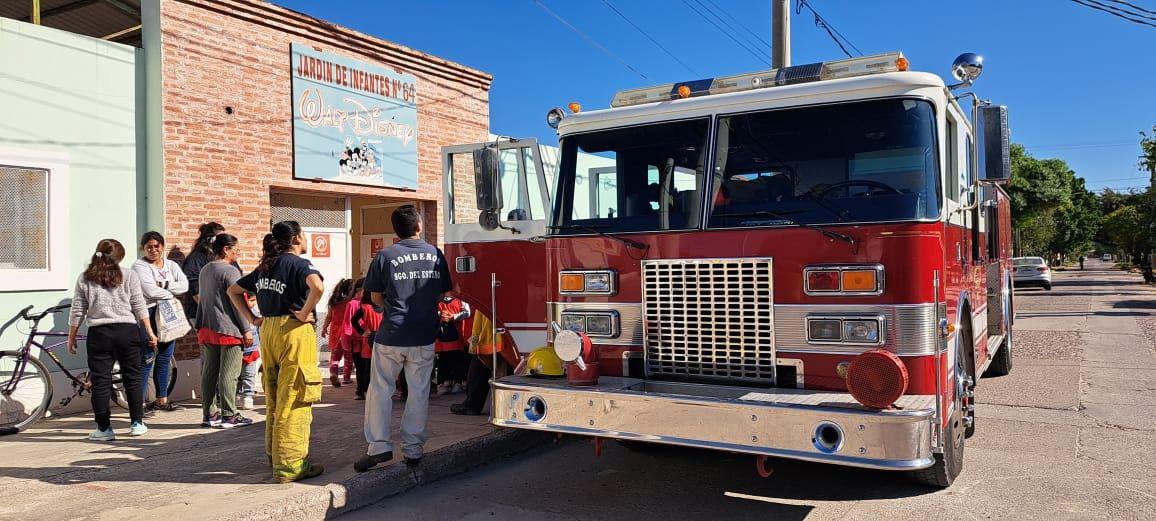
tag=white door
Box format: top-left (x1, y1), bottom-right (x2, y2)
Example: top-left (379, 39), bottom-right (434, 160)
top-left (301, 227), bottom-right (350, 307)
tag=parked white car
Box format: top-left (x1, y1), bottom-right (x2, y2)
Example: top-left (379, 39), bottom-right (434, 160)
top-left (1101, 254), bottom-right (1112, 261)
top-left (1012, 256), bottom-right (1052, 290)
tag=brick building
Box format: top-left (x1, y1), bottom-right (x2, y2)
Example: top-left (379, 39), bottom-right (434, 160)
top-left (1, 0), bottom-right (491, 405)
top-left (151, 0), bottom-right (492, 358)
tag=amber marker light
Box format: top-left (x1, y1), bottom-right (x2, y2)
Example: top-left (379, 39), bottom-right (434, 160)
top-left (896, 56), bottom-right (910, 71)
top-left (567, 102), bottom-right (582, 114)
top-left (560, 273), bottom-right (586, 292)
top-left (676, 85), bottom-right (691, 99)
top-left (841, 270), bottom-right (878, 292)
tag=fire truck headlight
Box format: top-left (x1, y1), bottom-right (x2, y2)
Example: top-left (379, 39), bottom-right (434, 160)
top-left (807, 318), bottom-right (842, 342)
top-left (584, 273), bottom-right (612, 293)
top-left (561, 313), bottom-right (586, 333)
top-left (843, 319), bottom-right (881, 344)
top-left (560, 311), bottom-right (619, 337)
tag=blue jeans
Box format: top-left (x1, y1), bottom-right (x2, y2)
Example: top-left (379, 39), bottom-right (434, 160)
top-left (236, 357), bottom-right (261, 398)
top-left (140, 307), bottom-right (175, 400)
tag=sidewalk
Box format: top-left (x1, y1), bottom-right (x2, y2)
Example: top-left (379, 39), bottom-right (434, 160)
top-left (0, 378), bottom-right (546, 520)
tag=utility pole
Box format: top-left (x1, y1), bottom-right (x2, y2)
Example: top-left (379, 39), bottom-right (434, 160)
top-left (31, 0), bottom-right (41, 25)
top-left (772, 0), bottom-right (790, 68)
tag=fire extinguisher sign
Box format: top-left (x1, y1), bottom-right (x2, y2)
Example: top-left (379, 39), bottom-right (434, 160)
top-left (311, 233), bottom-right (331, 258)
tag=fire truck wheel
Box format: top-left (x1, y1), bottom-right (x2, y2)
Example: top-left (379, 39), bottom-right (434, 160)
top-left (910, 339), bottom-right (968, 488)
top-left (988, 324), bottom-right (1014, 378)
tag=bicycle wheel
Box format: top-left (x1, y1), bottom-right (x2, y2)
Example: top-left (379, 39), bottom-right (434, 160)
top-left (111, 361), bottom-right (130, 410)
top-left (0, 351), bottom-right (53, 431)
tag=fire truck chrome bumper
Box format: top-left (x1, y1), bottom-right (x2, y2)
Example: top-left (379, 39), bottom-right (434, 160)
top-left (492, 376), bottom-right (935, 471)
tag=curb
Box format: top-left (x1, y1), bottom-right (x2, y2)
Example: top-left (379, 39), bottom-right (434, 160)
top-left (230, 428), bottom-right (553, 520)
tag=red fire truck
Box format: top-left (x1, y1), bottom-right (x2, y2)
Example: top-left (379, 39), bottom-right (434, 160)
top-left (441, 51), bottom-right (1014, 487)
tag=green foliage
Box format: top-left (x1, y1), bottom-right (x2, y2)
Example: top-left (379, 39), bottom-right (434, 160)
top-left (1007, 144), bottom-right (1099, 259)
top-left (1101, 205), bottom-right (1148, 260)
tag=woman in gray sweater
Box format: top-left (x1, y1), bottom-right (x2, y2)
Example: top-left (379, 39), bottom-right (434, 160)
top-left (195, 234), bottom-right (254, 428)
top-left (68, 239), bottom-right (158, 441)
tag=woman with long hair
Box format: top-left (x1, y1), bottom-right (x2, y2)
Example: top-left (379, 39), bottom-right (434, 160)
top-left (195, 234), bottom-right (254, 429)
top-left (131, 231), bottom-right (189, 413)
top-left (68, 239), bottom-right (158, 440)
top-left (228, 221), bottom-right (326, 483)
top-left (182, 222), bottom-right (226, 321)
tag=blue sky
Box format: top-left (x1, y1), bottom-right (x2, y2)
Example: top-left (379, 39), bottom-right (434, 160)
top-left (277, 0), bottom-right (1156, 192)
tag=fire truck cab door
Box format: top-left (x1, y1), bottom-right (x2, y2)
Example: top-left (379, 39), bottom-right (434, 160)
top-left (441, 139), bottom-right (551, 355)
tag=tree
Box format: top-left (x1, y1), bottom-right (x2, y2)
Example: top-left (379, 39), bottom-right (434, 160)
top-left (1102, 205), bottom-right (1147, 263)
top-left (1049, 176), bottom-right (1101, 260)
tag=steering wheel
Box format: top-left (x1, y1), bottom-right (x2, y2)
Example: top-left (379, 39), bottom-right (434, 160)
top-left (816, 180), bottom-right (903, 199)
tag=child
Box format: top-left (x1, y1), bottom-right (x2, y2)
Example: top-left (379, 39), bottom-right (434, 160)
top-left (350, 284), bottom-right (382, 400)
top-left (340, 279), bottom-right (365, 387)
top-left (236, 293), bottom-right (262, 410)
top-left (320, 278), bottom-right (354, 387)
top-left (435, 293), bottom-right (471, 395)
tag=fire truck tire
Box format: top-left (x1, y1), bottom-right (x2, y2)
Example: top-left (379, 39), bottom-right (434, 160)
top-left (910, 338), bottom-right (968, 488)
top-left (988, 329), bottom-right (1013, 377)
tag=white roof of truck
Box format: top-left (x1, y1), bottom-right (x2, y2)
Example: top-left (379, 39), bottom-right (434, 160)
top-left (556, 71), bottom-right (949, 136)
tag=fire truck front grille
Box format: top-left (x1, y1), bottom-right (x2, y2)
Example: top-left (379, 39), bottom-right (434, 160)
top-left (643, 258), bottom-right (775, 384)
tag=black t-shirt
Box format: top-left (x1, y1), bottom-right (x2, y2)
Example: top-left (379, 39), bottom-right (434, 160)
top-left (236, 254), bottom-right (323, 318)
top-left (364, 238), bottom-right (452, 347)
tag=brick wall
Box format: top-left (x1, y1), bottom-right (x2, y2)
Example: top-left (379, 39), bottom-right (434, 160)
top-left (160, 0), bottom-right (491, 358)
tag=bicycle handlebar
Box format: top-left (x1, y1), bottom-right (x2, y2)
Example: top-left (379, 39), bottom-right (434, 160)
top-left (20, 304), bottom-right (71, 323)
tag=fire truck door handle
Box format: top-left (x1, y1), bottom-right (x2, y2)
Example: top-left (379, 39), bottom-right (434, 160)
top-left (956, 243), bottom-right (962, 264)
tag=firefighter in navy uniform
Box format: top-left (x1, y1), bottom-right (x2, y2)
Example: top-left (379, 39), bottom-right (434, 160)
top-left (228, 221), bottom-right (326, 483)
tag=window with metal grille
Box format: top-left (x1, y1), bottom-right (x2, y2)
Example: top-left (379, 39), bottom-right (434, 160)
top-left (269, 192), bottom-right (346, 229)
top-left (0, 166), bottom-right (49, 270)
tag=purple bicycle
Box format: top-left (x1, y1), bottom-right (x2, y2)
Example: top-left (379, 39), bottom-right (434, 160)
top-left (0, 305), bottom-right (177, 433)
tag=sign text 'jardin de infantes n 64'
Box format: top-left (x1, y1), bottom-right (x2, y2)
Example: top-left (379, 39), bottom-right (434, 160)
top-left (291, 43), bottom-right (418, 189)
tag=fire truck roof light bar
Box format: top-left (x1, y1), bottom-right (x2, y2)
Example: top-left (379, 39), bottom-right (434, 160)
top-left (610, 52), bottom-right (909, 108)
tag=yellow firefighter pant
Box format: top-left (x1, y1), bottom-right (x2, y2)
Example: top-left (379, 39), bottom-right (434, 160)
top-left (259, 315), bottom-right (323, 479)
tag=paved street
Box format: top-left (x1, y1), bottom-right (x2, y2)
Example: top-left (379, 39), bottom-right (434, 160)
top-left (344, 259), bottom-right (1156, 521)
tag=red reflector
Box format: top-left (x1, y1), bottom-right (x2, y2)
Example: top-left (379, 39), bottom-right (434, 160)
top-left (846, 349), bottom-right (909, 409)
top-left (807, 270), bottom-right (840, 291)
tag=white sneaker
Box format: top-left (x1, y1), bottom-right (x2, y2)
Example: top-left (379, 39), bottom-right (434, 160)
top-left (129, 421), bottom-right (148, 437)
top-left (436, 383), bottom-right (451, 396)
top-left (88, 427), bottom-right (116, 441)
top-left (240, 396), bottom-right (255, 410)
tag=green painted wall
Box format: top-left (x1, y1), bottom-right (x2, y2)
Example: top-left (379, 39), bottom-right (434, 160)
top-left (0, 19), bottom-right (141, 372)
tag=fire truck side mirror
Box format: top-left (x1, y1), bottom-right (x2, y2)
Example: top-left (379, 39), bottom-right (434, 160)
top-left (981, 105), bottom-right (1011, 183)
top-left (473, 146), bottom-right (503, 212)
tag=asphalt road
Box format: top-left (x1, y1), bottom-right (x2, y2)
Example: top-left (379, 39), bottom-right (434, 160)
top-left (343, 259), bottom-right (1156, 521)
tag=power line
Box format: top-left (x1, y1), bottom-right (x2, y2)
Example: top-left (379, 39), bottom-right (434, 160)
top-left (796, 0), bottom-right (863, 57)
top-left (1026, 142), bottom-right (1137, 151)
top-left (1103, 0), bottom-right (1156, 16)
top-left (599, 0), bottom-right (700, 76)
top-left (1070, 0), bottom-right (1156, 27)
top-left (679, 0), bottom-right (771, 66)
top-left (693, 0), bottom-right (771, 59)
top-left (701, 0), bottom-right (772, 49)
top-left (532, 0), bottom-right (649, 80)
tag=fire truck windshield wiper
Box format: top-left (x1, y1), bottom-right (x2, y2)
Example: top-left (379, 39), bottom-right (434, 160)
top-left (712, 210), bottom-right (857, 251)
top-left (548, 224), bottom-right (648, 250)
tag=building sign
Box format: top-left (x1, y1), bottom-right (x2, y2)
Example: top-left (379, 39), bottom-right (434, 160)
top-left (291, 43), bottom-right (418, 189)
top-left (311, 233), bottom-right (331, 258)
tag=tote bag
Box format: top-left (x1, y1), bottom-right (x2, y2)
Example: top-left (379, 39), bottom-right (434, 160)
top-left (156, 298), bottom-right (192, 343)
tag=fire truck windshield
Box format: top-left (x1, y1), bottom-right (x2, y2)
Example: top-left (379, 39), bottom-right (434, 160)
top-left (550, 98), bottom-right (940, 236)
top-left (551, 118), bottom-right (710, 234)
top-left (708, 98), bottom-right (941, 228)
